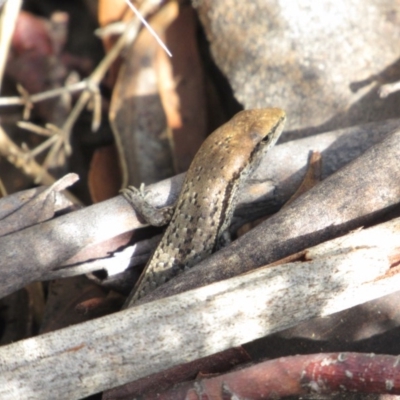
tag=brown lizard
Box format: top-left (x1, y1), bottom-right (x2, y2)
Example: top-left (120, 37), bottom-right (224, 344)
top-left (122, 108), bottom-right (286, 307)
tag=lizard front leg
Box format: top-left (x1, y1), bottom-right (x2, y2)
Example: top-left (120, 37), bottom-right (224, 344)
top-left (121, 183), bottom-right (175, 227)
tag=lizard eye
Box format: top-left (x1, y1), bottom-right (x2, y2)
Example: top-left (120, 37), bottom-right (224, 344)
top-left (261, 134), bottom-right (272, 142)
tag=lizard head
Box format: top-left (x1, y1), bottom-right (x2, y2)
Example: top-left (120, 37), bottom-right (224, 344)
top-left (225, 108), bottom-right (286, 175)
top-left (234, 108), bottom-right (286, 149)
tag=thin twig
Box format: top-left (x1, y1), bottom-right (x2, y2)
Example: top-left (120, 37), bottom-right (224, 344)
top-left (124, 0), bottom-right (172, 57)
top-left (0, 81), bottom-right (88, 106)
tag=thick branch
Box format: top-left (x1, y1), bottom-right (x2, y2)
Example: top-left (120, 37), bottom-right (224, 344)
top-left (0, 219), bottom-right (399, 399)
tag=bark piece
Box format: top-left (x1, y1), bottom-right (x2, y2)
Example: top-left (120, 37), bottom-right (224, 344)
top-left (0, 173), bottom-right (77, 237)
top-left (109, 3), bottom-right (176, 187)
top-left (158, 3), bottom-right (207, 173)
top-left (88, 144), bottom-right (122, 202)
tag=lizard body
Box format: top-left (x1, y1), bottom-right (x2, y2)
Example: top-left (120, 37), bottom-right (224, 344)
top-left (123, 108), bottom-right (286, 307)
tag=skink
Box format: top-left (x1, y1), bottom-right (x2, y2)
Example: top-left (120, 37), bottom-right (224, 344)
top-left (122, 108), bottom-right (286, 307)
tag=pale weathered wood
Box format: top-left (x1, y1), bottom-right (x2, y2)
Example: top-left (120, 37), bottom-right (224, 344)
top-left (0, 173), bottom-right (77, 237)
top-left (0, 217), bottom-right (400, 399)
